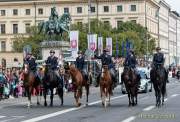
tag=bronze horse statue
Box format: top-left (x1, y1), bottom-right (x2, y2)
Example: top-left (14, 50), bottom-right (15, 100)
top-left (100, 65), bottom-right (112, 108)
top-left (150, 64), bottom-right (167, 107)
top-left (121, 66), bottom-right (139, 106)
top-left (65, 64), bottom-right (89, 107)
top-left (21, 64), bottom-right (41, 108)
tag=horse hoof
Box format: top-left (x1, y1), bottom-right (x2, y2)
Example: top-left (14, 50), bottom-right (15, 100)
top-left (37, 102), bottom-right (40, 105)
top-left (44, 103), bottom-right (47, 107)
top-left (86, 103), bottom-right (88, 106)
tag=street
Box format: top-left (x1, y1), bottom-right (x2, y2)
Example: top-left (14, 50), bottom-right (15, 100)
top-left (0, 78), bottom-right (180, 122)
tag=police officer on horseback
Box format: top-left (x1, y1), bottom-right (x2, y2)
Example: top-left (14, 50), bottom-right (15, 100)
top-left (24, 52), bottom-right (37, 72)
top-left (152, 47), bottom-right (168, 81)
top-left (76, 51), bottom-right (85, 72)
top-left (95, 48), bottom-right (117, 87)
top-left (123, 49), bottom-right (141, 85)
top-left (46, 50), bottom-right (63, 87)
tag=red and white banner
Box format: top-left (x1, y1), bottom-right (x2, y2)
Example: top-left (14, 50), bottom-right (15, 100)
top-left (87, 34), bottom-right (97, 52)
top-left (70, 31), bottom-right (79, 58)
top-left (70, 31), bottom-right (79, 51)
top-left (98, 37), bottom-right (103, 56)
top-left (106, 37), bottom-right (112, 55)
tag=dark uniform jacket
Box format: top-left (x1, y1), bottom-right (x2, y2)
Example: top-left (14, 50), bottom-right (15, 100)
top-left (25, 57), bottom-right (37, 71)
top-left (124, 53), bottom-right (137, 69)
top-left (76, 56), bottom-right (85, 71)
top-left (46, 56), bottom-right (58, 70)
top-left (96, 53), bottom-right (114, 69)
top-left (153, 52), bottom-right (164, 66)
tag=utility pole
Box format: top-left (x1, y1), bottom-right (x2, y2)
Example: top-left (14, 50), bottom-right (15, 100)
top-left (88, 0), bottom-right (91, 34)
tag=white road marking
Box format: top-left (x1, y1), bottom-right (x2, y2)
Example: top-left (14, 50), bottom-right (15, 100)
top-left (121, 116), bottom-right (136, 122)
top-left (171, 94), bottom-right (179, 98)
top-left (0, 116), bottom-right (5, 119)
top-left (21, 95), bottom-right (126, 122)
top-left (143, 105), bottom-right (155, 111)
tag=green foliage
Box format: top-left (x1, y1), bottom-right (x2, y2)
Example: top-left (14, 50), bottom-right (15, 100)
top-left (13, 20), bottom-right (156, 58)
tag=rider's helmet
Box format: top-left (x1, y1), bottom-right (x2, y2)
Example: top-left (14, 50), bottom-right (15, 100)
top-left (50, 49), bottom-right (55, 54)
top-left (103, 48), bottom-right (109, 53)
top-left (156, 47), bottom-right (161, 51)
top-left (78, 50), bottom-right (82, 54)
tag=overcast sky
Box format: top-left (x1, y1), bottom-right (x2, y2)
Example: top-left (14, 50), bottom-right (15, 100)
top-left (165, 0), bottom-right (180, 13)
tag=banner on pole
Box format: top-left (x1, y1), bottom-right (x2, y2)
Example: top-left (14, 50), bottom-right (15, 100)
top-left (70, 31), bottom-right (79, 51)
top-left (106, 37), bottom-right (112, 55)
top-left (98, 36), bottom-right (103, 56)
top-left (88, 34), bottom-right (97, 52)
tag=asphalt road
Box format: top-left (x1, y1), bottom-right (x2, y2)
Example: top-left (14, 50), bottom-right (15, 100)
top-left (0, 78), bottom-right (180, 122)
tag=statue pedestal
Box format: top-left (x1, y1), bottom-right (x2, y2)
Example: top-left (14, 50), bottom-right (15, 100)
top-left (40, 40), bottom-right (71, 60)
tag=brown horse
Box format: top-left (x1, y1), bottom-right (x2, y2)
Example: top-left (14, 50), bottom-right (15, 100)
top-left (100, 65), bottom-right (112, 108)
top-left (21, 64), bottom-right (41, 108)
top-left (65, 64), bottom-right (89, 107)
top-left (121, 66), bottom-right (138, 106)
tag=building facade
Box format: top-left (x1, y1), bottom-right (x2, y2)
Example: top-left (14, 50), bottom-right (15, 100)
top-left (169, 11), bottom-right (177, 65)
top-left (158, 0), bottom-right (170, 65)
top-left (176, 17), bottom-right (180, 65)
top-left (0, 0), bottom-right (159, 51)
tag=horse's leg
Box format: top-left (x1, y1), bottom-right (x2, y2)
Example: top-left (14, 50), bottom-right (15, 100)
top-left (36, 86), bottom-right (40, 105)
top-left (108, 87), bottom-right (111, 106)
top-left (27, 86), bottom-right (32, 108)
top-left (85, 84), bottom-right (89, 106)
top-left (50, 88), bottom-right (54, 107)
top-left (104, 88), bottom-right (107, 108)
top-left (128, 92), bottom-right (131, 106)
top-left (43, 87), bottom-right (47, 107)
top-left (100, 86), bottom-right (104, 106)
top-left (57, 87), bottom-right (64, 106)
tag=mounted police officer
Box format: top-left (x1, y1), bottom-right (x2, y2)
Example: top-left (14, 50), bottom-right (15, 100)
top-left (45, 50), bottom-right (63, 87)
top-left (76, 51), bottom-right (85, 72)
top-left (95, 48), bottom-right (117, 87)
top-left (24, 52), bottom-right (37, 73)
top-left (123, 49), bottom-right (140, 85)
top-left (152, 47), bottom-right (168, 81)
top-left (24, 52), bottom-right (41, 82)
top-left (75, 51), bottom-right (88, 83)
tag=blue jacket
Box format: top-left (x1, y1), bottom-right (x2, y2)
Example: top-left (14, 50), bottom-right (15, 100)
top-left (76, 56), bottom-right (85, 71)
top-left (96, 53), bottom-right (114, 69)
top-left (46, 56), bottom-right (58, 70)
top-left (124, 53), bottom-right (137, 69)
top-left (25, 57), bottom-right (37, 71)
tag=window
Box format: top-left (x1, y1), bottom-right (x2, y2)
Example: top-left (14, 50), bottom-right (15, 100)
top-left (0, 24), bottom-right (5, 34)
top-left (13, 9), bottom-right (18, 15)
top-left (104, 6), bottom-right (109, 12)
top-left (104, 21), bottom-right (110, 25)
top-left (13, 24), bottom-right (18, 34)
top-left (38, 8), bottom-right (43, 15)
top-left (77, 22), bottom-right (82, 27)
top-left (26, 9), bottom-right (31, 15)
top-left (130, 5), bottom-right (136, 11)
top-left (90, 6), bottom-right (96, 13)
top-left (131, 20), bottom-right (136, 23)
top-left (77, 7), bottom-right (82, 13)
top-left (1, 10), bottom-right (6, 16)
top-left (117, 21), bottom-right (123, 28)
top-left (25, 23), bottom-right (30, 33)
top-left (117, 5), bottom-right (123, 12)
top-left (64, 7), bottom-right (69, 13)
top-left (1, 41), bottom-right (6, 52)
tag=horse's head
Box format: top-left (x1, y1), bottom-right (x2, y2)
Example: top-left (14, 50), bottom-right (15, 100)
top-left (101, 65), bottom-right (110, 78)
top-left (24, 64), bottom-right (29, 74)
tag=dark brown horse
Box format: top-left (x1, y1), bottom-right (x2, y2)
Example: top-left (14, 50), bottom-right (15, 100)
top-left (100, 65), bottom-right (112, 108)
top-left (65, 64), bottom-right (89, 107)
top-left (121, 66), bottom-right (138, 106)
top-left (21, 64), bottom-right (41, 108)
top-left (42, 64), bottom-right (63, 107)
top-left (150, 66), bottom-right (167, 107)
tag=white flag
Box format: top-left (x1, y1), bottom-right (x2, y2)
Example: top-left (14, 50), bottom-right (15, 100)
top-left (106, 37), bottom-right (112, 55)
top-left (87, 34), bottom-right (97, 52)
top-left (70, 31), bottom-right (79, 58)
top-left (98, 37), bottom-right (103, 56)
